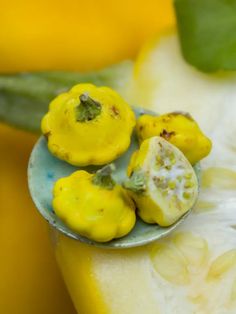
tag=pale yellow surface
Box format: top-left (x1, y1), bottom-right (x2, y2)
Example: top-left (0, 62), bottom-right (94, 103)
top-left (56, 234), bottom-right (109, 314)
top-left (0, 123), bottom-right (76, 314)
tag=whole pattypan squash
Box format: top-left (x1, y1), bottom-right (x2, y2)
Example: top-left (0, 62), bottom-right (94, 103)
top-left (53, 165), bottom-right (136, 242)
top-left (136, 112), bottom-right (212, 165)
top-left (124, 136), bottom-right (198, 226)
top-left (41, 83), bottom-right (136, 166)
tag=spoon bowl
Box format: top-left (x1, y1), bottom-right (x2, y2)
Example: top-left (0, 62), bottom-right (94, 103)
top-left (28, 107), bottom-right (200, 249)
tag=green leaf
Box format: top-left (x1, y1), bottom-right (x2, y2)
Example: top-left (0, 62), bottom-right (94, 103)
top-left (0, 61), bottom-right (133, 133)
top-left (174, 0), bottom-right (236, 72)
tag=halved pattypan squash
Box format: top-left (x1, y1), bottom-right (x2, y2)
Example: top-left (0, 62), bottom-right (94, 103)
top-left (124, 136), bottom-right (198, 226)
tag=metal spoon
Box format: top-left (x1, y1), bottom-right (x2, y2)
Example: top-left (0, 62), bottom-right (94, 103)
top-left (28, 107), bottom-right (200, 249)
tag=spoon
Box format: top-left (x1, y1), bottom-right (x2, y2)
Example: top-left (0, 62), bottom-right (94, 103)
top-left (28, 107), bottom-right (200, 249)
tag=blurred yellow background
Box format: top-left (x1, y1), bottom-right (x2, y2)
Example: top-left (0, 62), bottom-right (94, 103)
top-left (0, 0), bottom-right (174, 72)
top-left (0, 1), bottom-right (174, 313)
top-left (0, 125), bottom-right (76, 313)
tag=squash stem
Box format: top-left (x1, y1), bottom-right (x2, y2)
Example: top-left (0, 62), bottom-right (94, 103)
top-left (92, 164), bottom-right (116, 190)
top-left (75, 93), bottom-right (101, 122)
top-left (123, 172), bottom-right (146, 193)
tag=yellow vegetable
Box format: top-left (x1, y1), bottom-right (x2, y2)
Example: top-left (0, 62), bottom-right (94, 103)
top-left (0, 0), bottom-right (175, 73)
top-left (53, 165), bottom-right (136, 242)
top-left (124, 136), bottom-right (198, 226)
top-left (0, 123), bottom-right (76, 314)
top-left (41, 83), bottom-right (136, 166)
top-left (136, 112), bottom-right (212, 165)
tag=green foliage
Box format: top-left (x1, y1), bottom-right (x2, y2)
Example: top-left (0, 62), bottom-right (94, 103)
top-left (175, 0), bottom-right (236, 72)
top-left (0, 61), bottom-right (133, 132)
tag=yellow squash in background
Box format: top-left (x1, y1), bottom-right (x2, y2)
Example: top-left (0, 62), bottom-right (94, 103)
top-left (0, 124), bottom-right (76, 314)
top-left (0, 0), bottom-right (174, 73)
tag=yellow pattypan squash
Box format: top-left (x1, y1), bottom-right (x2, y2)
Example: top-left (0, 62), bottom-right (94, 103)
top-left (41, 83), bottom-right (136, 166)
top-left (136, 112), bottom-right (212, 165)
top-left (53, 165), bottom-right (136, 242)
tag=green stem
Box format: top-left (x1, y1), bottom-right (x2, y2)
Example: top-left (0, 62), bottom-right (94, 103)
top-left (75, 93), bottom-right (101, 122)
top-left (123, 171), bottom-right (146, 194)
top-left (92, 164), bottom-right (116, 190)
